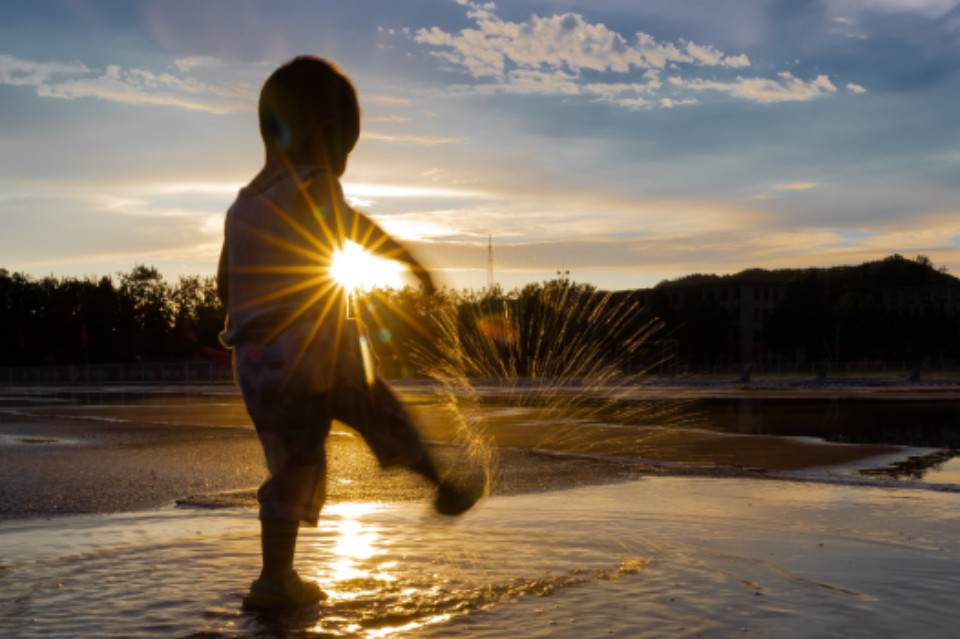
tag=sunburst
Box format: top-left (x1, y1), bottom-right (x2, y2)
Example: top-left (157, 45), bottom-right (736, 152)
top-left (330, 240), bottom-right (405, 293)
top-left (226, 163), bottom-right (427, 388)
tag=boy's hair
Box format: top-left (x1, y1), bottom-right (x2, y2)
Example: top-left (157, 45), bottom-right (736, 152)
top-left (258, 56), bottom-right (361, 175)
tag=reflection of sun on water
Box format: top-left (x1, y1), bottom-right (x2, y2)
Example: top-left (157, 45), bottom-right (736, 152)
top-left (319, 503), bottom-right (384, 588)
top-left (331, 240), bottom-right (405, 292)
top-left (303, 502), bottom-right (456, 636)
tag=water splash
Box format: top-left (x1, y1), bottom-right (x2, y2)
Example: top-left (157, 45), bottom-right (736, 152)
top-left (408, 283), bottom-right (691, 489)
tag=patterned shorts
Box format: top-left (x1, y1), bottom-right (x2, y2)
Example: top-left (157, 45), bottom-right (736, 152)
top-left (234, 320), bottom-right (427, 525)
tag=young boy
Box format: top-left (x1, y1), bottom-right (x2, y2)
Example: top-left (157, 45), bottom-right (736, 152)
top-left (217, 56), bottom-right (476, 610)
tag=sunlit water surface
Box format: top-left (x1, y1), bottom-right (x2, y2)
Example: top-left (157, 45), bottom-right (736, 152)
top-left (1, 477), bottom-right (958, 638)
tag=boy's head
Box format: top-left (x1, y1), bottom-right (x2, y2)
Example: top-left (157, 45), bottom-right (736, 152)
top-left (258, 56), bottom-right (360, 176)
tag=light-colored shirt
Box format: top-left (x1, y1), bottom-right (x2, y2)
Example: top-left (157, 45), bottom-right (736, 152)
top-left (219, 165), bottom-right (348, 347)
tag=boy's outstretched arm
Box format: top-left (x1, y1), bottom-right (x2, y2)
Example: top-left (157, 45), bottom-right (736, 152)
top-left (345, 207), bottom-right (436, 295)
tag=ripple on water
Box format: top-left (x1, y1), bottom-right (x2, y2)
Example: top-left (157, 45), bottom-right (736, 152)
top-left (2, 479), bottom-right (960, 638)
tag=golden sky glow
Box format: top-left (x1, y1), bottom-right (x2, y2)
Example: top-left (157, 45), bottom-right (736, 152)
top-left (2, 1), bottom-right (959, 290)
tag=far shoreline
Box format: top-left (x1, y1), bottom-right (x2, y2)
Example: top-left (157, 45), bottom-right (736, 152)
top-left (1, 368), bottom-right (959, 398)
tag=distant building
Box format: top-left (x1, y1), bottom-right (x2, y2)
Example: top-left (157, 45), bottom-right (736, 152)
top-left (882, 285), bottom-right (960, 315)
top-left (633, 275), bottom-right (791, 363)
top-left (618, 255), bottom-right (960, 366)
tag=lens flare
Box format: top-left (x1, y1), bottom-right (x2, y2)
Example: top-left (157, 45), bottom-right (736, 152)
top-left (477, 315), bottom-right (519, 343)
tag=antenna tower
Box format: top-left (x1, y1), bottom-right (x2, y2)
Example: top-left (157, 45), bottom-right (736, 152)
top-left (487, 234), bottom-right (494, 289)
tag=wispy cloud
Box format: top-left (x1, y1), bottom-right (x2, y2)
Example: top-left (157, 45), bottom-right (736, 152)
top-left (0, 54), bottom-right (254, 113)
top-left (774, 182), bottom-right (818, 191)
top-left (362, 93), bottom-right (413, 104)
top-left (749, 181), bottom-right (817, 200)
top-left (365, 114), bottom-right (412, 123)
top-left (672, 72), bottom-right (837, 102)
top-left (173, 56), bottom-right (223, 72)
top-left (826, 0), bottom-right (960, 19)
top-left (0, 54), bottom-right (89, 85)
top-left (361, 131), bottom-right (465, 145)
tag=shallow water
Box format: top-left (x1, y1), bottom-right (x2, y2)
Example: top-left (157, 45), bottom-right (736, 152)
top-left (1, 477), bottom-right (958, 638)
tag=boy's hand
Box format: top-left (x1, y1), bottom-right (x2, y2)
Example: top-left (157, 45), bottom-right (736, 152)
top-left (396, 248), bottom-right (435, 296)
top-left (416, 268), bottom-right (436, 296)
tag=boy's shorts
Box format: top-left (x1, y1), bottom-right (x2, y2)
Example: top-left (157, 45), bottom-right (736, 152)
top-left (235, 320), bottom-right (428, 525)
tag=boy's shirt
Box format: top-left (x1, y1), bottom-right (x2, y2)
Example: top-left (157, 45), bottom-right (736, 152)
top-left (219, 165), bottom-right (348, 348)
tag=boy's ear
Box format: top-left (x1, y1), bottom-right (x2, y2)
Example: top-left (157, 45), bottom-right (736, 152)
top-left (267, 113), bottom-right (291, 149)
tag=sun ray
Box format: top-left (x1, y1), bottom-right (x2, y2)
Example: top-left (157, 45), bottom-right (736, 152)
top-left (283, 279), bottom-right (349, 385)
top-left (258, 195), bottom-right (334, 255)
top-left (243, 225), bottom-right (330, 263)
top-left (229, 274), bottom-right (329, 312)
top-left (367, 288), bottom-right (435, 341)
top-left (229, 159), bottom-right (435, 392)
top-left (263, 278), bottom-right (340, 344)
top-left (230, 265), bottom-right (327, 275)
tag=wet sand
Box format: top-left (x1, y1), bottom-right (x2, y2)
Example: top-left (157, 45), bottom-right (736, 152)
top-left (0, 382), bottom-right (916, 519)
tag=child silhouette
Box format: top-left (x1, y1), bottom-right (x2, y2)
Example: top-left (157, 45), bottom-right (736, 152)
top-left (217, 56), bottom-right (477, 610)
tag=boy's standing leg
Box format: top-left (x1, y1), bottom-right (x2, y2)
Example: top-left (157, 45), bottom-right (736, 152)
top-left (236, 343), bottom-right (329, 609)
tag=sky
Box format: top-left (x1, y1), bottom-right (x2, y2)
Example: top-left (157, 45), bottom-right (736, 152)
top-left (1, 0), bottom-right (959, 292)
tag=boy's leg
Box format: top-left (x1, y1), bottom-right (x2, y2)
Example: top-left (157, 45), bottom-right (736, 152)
top-left (243, 516), bottom-right (326, 609)
top-left (330, 376), bottom-right (478, 515)
top-left (235, 343), bottom-right (331, 607)
top-left (259, 518), bottom-right (299, 582)
top-left (330, 376), bottom-right (436, 476)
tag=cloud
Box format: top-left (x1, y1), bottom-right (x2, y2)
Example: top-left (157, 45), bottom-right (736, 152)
top-left (413, 3), bottom-right (859, 109)
top-left (0, 190), bottom-right (223, 274)
top-left (774, 182), bottom-right (818, 191)
top-left (410, 213), bottom-right (960, 291)
top-left (0, 53), bottom-right (254, 114)
top-left (749, 182), bottom-right (817, 200)
top-left (659, 97), bottom-right (698, 108)
top-left (415, 8), bottom-right (752, 76)
top-left (173, 56), bottom-right (223, 72)
top-left (581, 77), bottom-right (662, 108)
top-left (365, 115), bottom-right (412, 122)
top-left (0, 54), bottom-right (89, 85)
top-left (362, 93), bottom-right (413, 104)
top-left (361, 131), bottom-right (465, 145)
top-left (846, 82), bottom-right (868, 93)
top-left (344, 183), bottom-right (487, 199)
top-left (675, 72), bottom-right (837, 102)
top-left (826, 0), bottom-right (960, 19)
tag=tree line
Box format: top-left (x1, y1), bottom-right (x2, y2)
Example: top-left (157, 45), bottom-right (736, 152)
top-left (0, 265), bottom-right (225, 367)
top-left (3, 254), bottom-right (958, 372)
top-left (0, 267), bottom-right (657, 379)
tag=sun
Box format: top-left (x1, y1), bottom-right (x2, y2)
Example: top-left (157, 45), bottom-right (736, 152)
top-left (330, 240), bottom-right (405, 292)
